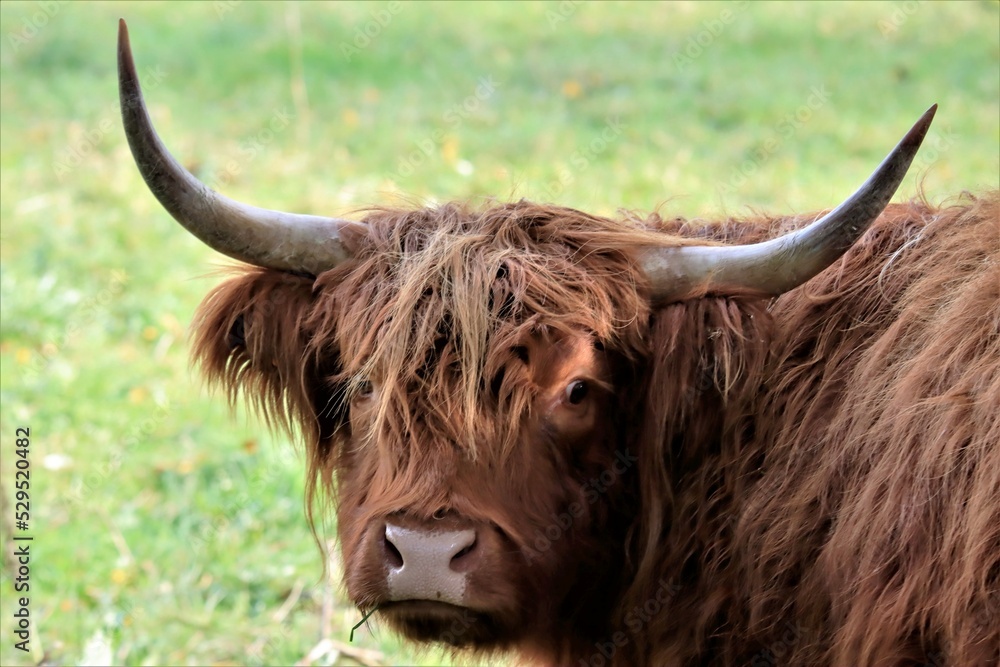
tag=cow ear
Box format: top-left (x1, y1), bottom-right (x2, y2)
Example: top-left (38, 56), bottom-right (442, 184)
top-left (227, 314), bottom-right (246, 350)
top-left (191, 269), bottom-right (318, 431)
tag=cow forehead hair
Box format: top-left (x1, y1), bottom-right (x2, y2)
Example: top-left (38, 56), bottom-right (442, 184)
top-left (310, 200), bottom-right (655, 458)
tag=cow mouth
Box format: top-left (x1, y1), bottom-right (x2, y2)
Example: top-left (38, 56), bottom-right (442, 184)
top-left (377, 600), bottom-right (508, 646)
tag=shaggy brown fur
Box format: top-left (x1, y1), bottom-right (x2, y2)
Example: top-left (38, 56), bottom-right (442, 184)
top-left (625, 192), bottom-right (1000, 666)
top-left (191, 193), bottom-right (999, 666)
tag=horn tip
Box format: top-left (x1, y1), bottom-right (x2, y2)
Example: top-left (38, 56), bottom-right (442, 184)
top-left (921, 103), bottom-right (938, 125)
top-left (118, 18), bottom-right (139, 96)
top-left (906, 104), bottom-right (938, 146)
top-left (118, 19), bottom-right (131, 63)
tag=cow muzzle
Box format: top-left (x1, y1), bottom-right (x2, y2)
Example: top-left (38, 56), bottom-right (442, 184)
top-left (380, 519), bottom-right (479, 606)
top-left (349, 514), bottom-right (536, 646)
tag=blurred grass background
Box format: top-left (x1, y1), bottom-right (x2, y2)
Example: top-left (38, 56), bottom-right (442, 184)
top-left (0, 1), bottom-right (997, 665)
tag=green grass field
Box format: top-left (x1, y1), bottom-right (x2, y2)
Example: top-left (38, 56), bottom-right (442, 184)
top-left (1, 1), bottom-right (997, 665)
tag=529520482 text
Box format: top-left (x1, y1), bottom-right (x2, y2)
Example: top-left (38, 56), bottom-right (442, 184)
top-left (12, 427), bottom-right (32, 653)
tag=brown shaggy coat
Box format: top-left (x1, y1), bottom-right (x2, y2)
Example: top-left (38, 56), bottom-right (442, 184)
top-left (629, 193), bottom-right (999, 666)
top-left (191, 192), bottom-right (999, 665)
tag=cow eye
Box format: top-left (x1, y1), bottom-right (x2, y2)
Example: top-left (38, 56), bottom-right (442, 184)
top-left (355, 380), bottom-right (373, 399)
top-left (565, 380), bottom-right (589, 405)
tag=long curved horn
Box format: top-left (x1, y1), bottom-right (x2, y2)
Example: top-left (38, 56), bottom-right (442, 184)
top-left (641, 104), bottom-right (937, 302)
top-left (118, 19), bottom-right (362, 274)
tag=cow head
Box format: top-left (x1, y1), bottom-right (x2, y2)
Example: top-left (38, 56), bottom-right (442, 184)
top-left (323, 204), bottom-right (650, 649)
top-left (117, 19), bottom-right (933, 658)
top-left (189, 201), bottom-right (653, 653)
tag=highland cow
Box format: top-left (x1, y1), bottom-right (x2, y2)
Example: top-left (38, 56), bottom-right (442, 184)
top-left (118, 20), bottom-right (999, 666)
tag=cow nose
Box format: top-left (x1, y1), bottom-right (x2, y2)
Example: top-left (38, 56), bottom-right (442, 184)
top-left (383, 522), bottom-right (478, 605)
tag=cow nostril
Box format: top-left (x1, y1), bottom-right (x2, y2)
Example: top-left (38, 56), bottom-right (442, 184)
top-left (383, 530), bottom-right (404, 569)
top-left (449, 535), bottom-right (477, 572)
